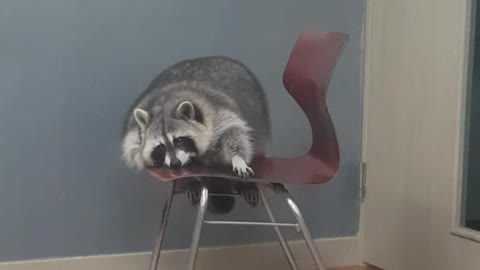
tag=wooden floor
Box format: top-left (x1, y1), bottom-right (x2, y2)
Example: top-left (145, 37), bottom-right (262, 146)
top-left (331, 266), bottom-right (380, 270)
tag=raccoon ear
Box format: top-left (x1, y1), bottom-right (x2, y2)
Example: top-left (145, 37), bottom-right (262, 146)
top-left (176, 101), bottom-right (204, 123)
top-left (176, 101), bottom-right (195, 120)
top-left (177, 101), bottom-right (195, 120)
top-left (133, 108), bottom-right (151, 130)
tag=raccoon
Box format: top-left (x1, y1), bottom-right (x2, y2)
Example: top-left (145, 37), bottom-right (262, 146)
top-left (121, 56), bottom-right (271, 214)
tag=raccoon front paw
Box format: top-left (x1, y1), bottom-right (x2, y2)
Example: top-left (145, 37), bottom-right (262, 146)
top-left (231, 155), bottom-right (254, 178)
top-left (234, 165), bottom-right (254, 178)
top-left (235, 182), bottom-right (259, 207)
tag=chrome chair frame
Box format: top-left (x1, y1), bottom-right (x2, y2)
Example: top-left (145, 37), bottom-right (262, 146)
top-left (145, 31), bottom-right (348, 270)
top-left (148, 182), bottom-right (326, 270)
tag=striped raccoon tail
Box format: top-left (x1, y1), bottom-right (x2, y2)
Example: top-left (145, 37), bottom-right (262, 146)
top-left (205, 178), bottom-right (235, 215)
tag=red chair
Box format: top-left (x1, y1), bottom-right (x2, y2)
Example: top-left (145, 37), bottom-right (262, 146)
top-left (147, 31), bottom-right (348, 270)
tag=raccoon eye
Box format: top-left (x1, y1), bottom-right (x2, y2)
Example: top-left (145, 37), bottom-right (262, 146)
top-left (173, 137), bottom-right (198, 154)
top-left (173, 137), bottom-right (187, 146)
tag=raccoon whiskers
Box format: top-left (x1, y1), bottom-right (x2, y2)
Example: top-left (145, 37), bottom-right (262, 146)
top-left (182, 158), bottom-right (192, 167)
top-left (176, 150), bottom-right (193, 166)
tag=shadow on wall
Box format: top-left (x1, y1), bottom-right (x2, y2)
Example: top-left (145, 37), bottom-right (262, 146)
top-left (0, 0), bottom-right (365, 262)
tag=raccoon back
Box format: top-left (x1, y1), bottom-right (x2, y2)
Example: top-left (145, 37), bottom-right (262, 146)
top-left (123, 56), bottom-right (271, 151)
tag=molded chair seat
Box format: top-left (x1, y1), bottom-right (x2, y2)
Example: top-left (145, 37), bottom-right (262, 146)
top-left (150, 31), bottom-right (346, 185)
top-left (146, 31), bottom-right (348, 270)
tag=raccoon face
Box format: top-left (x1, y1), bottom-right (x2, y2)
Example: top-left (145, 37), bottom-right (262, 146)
top-left (134, 101), bottom-right (211, 169)
top-left (148, 136), bottom-right (198, 169)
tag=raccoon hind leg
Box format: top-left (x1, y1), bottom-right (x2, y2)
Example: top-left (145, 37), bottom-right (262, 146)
top-left (235, 181), bottom-right (259, 208)
top-left (184, 178), bottom-right (202, 207)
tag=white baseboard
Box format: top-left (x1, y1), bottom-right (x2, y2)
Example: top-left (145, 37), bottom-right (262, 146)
top-left (0, 236), bottom-right (360, 270)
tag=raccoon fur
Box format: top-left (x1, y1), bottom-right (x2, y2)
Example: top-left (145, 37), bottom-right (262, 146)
top-left (121, 56), bottom-right (271, 214)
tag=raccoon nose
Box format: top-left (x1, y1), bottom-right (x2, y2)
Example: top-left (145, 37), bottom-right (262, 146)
top-left (170, 159), bottom-right (181, 169)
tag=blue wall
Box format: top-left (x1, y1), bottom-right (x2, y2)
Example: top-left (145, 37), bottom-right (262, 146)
top-left (0, 0), bottom-right (365, 261)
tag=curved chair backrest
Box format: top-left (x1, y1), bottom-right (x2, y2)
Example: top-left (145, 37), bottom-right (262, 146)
top-left (284, 31), bottom-right (346, 167)
top-left (150, 31), bottom-right (348, 185)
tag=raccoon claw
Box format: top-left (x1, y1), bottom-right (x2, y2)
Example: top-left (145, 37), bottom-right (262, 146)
top-left (233, 166), bottom-right (254, 178)
top-left (231, 156), bottom-right (254, 178)
top-left (186, 191), bottom-right (200, 207)
top-left (184, 181), bottom-right (201, 207)
top-left (236, 182), bottom-right (259, 207)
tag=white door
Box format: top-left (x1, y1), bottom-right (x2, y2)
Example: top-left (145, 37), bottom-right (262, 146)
top-left (362, 0), bottom-right (480, 269)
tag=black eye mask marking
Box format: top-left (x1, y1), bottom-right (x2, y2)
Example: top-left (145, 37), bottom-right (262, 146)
top-left (173, 137), bottom-right (198, 154)
top-left (151, 144), bottom-right (166, 167)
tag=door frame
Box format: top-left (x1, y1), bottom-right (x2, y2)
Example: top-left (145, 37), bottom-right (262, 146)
top-left (360, 0), bottom-right (480, 268)
top-left (450, 0), bottom-right (480, 243)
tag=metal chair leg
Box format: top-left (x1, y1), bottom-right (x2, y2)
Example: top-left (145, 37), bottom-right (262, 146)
top-left (273, 184), bottom-right (327, 270)
top-left (148, 182), bottom-right (176, 270)
top-left (259, 186), bottom-right (299, 270)
top-left (187, 185), bottom-right (209, 270)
